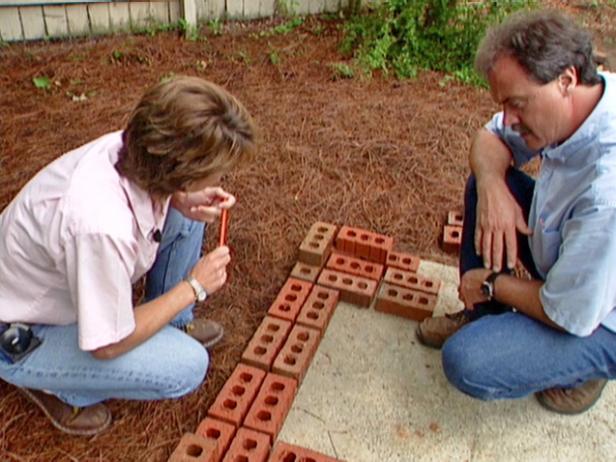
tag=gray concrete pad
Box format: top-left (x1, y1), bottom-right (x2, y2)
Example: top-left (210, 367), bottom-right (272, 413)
top-left (279, 261), bottom-right (616, 461)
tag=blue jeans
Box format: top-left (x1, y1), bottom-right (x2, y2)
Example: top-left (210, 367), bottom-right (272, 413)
top-left (0, 208), bottom-right (208, 407)
top-left (443, 170), bottom-right (616, 400)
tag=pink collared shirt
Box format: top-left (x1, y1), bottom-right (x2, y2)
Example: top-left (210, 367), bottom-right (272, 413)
top-left (0, 131), bottom-right (169, 351)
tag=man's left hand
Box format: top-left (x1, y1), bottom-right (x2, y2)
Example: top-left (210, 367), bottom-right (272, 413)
top-left (459, 268), bottom-right (492, 309)
top-left (171, 187), bottom-right (236, 223)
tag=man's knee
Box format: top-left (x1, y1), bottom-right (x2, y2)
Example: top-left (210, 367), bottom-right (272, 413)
top-left (160, 338), bottom-right (209, 398)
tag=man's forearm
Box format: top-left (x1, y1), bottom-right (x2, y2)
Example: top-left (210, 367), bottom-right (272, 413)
top-left (470, 129), bottom-right (513, 185)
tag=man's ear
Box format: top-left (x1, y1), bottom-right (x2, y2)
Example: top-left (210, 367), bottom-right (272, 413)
top-left (558, 66), bottom-right (578, 95)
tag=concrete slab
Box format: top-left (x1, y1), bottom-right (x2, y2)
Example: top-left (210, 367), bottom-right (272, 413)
top-left (279, 261), bottom-right (616, 461)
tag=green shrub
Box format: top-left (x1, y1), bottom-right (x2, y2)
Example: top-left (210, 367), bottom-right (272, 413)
top-left (341, 0), bottom-right (536, 84)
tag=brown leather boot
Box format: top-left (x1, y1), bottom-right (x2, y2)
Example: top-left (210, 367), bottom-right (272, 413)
top-left (180, 319), bottom-right (224, 348)
top-left (536, 379), bottom-right (608, 415)
top-left (19, 387), bottom-right (111, 436)
top-left (416, 310), bottom-right (470, 349)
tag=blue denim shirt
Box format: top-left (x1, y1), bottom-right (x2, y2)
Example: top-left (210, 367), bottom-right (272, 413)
top-left (486, 72), bottom-right (616, 336)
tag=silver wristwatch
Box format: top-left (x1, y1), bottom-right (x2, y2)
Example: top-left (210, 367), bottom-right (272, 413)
top-left (185, 275), bottom-right (207, 303)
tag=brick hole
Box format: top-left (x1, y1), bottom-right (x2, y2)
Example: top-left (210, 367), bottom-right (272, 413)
top-left (312, 301), bottom-right (325, 310)
top-left (347, 230), bottom-right (357, 238)
top-left (257, 410), bottom-right (272, 422)
top-left (271, 382), bottom-right (285, 391)
top-left (425, 281), bottom-right (433, 288)
top-left (375, 237), bottom-right (385, 244)
top-left (260, 334), bottom-right (274, 343)
top-left (231, 385), bottom-right (245, 396)
top-left (290, 284), bottom-right (302, 291)
top-left (297, 331), bottom-right (310, 341)
top-left (387, 289), bottom-right (398, 297)
top-left (264, 395), bottom-right (279, 406)
top-left (304, 458), bottom-right (317, 462)
top-left (243, 438), bottom-right (258, 450)
top-left (205, 428), bottom-right (221, 439)
top-left (335, 257), bottom-right (345, 265)
top-left (284, 355), bottom-right (297, 365)
top-left (282, 454), bottom-right (297, 462)
top-left (388, 254), bottom-right (397, 262)
top-left (300, 267), bottom-right (311, 274)
top-left (394, 273), bottom-right (403, 280)
top-left (360, 234), bottom-right (370, 241)
top-left (317, 226), bottom-right (329, 233)
top-left (342, 278), bottom-right (353, 285)
top-left (234, 457), bottom-right (249, 462)
top-left (317, 292), bottom-right (329, 300)
top-left (419, 297), bottom-right (429, 304)
top-left (313, 233), bottom-right (325, 241)
top-left (279, 303), bottom-right (291, 312)
top-left (254, 346), bottom-right (267, 356)
top-left (327, 274), bottom-right (337, 282)
top-left (285, 294), bottom-right (298, 302)
top-left (365, 265), bottom-right (374, 273)
top-left (186, 444), bottom-right (203, 457)
top-left (350, 261), bottom-right (360, 270)
top-left (267, 324), bottom-right (280, 332)
top-left (402, 257), bottom-right (411, 264)
top-left (455, 212), bottom-right (463, 221)
top-left (402, 293), bottom-right (414, 301)
top-left (410, 277), bottom-right (418, 284)
top-left (307, 311), bottom-right (319, 320)
top-left (357, 281), bottom-right (368, 289)
top-left (309, 241), bottom-right (320, 249)
top-left (223, 399), bottom-right (237, 410)
top-left (291, 343), bottom-right (304, 353)
top-left (239, 372), bottom-right (253, 382)
top-left (452, 230), bottom-right (460, 238)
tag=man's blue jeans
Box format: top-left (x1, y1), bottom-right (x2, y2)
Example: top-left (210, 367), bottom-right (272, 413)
top-left (0, 208), bottom-right (208, 407)
top-left (442, 170), bottom-right (616, 400)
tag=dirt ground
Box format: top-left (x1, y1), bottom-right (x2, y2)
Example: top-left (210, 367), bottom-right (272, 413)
top-left (1, 3), bottom-right (615, 461)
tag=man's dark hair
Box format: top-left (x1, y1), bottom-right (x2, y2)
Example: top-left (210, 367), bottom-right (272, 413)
top-left (475, 9), bottom-right (601, 85)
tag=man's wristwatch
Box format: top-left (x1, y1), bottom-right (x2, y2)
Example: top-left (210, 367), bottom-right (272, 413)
top-left (481, 272), bottom-right (502, 302)
top-left (185, 275), bottom-right (207, 303)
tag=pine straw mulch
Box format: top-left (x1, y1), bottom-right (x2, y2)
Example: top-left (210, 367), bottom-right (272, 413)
top-left (1, 5), bottom-right (615, 461)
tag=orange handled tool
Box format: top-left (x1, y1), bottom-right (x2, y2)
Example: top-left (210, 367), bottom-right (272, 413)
top-left (219, 208), bottom-right (229, 247)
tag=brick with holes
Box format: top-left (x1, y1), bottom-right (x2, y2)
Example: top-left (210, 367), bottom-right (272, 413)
top-left (298, 221), bottom-right (337, 267)
top-left (269, 442), bottom-right (342, 462)
top-left (221, 427), bottom-right (270, 462)
top-left (326, 251), bottom-right (384, 281)
top-left (168, 432), bottom-right (217, 462)
top-left (272, 324), bottom-right (321, 384)
top-left (386, 251), bottom-right (420, 273)
top-left (383, 267), bottom-right (441, 295)
top-left (442, 225), bottom-right (462, 253)
top-left (290, 261), bottom-right (321, 283)
top-left (267, 277), bottom-right (313, 322)
top-left (375, 282), bottom-right (438, 321)
top-left (317, 268), bottom-right (377, 307)
top-left (208, 364), bottom-right (267, 428)
top-left (195, 417), bottom-right (236, 462)
top-left (243, 373), bottom-right (298, 444)
top-left (296, 285), bottom-right (339, 334)
top-left (447, 210), bottom-right (464, 227)
top-left (335, 226), bottom-right (393, 264)
top-left (241, 316), bottom-right (293, 372)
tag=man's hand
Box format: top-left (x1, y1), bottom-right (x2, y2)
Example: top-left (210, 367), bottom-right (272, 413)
top-left (171, 187), bottom-right (236, 223)
top-left (475, 179), bottom-right (531, 271)
top-left (190, 246), bottom-right (231, 295)
top-left (459, 268), bottom-right (492, 309)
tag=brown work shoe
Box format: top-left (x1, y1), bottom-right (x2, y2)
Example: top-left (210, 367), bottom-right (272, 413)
top-left (19, 387), bottom-right (111, 436)
top-left (416, 310), bottom-right (470, 349)
top-left (536, 379), bottom-right (608, 415)
top-left (180, 319), bottom-right (224, 348)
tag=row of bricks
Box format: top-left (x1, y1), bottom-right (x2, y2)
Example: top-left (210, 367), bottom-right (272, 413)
top-left (170, 430), bottom-right (342, 462)
top-left (375, 282), bottom-right (438, 321)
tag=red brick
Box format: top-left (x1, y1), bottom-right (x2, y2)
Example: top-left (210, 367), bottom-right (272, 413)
top-left (195, 418), bottom-right (236, 462)
top-left (326, 251), bottom-right (384, 281)
top-left (447, 210), bottom-right (464, 227)
top-left (272, 324), bottom-right (321, 384)
top-left (383, 268), bottom-right (441, 295)
top-left (317, 269), bottom-right (377, 307)
top-left (168, 433), bottom-right (217, 462)
top-left (267, 277), bottom-right (313, 322)
top-left (442, 225), bottom-right (462, 253)
top-left (386, 251), bottom-right (420, 273)
top-left (335, 226), bottom-right (393, 263)
top-left (298, 221), bottom-right (337, 267)
top-left (296, 285), bottom-right (339, 334)
top-left (243, 373), bottom-right (298, 444)
top-left (241, 316), bottom-right (293, 372)
top-left (290, 261), bottom-right (320, 283)
top-left (208, 364), bottom-right (267, 428)
top-left (375, 282), bottom-right (437, 321)
top-left (269, 442), bottom-right (342, 462)
top-left (222, 427), bottom-right (270, 462)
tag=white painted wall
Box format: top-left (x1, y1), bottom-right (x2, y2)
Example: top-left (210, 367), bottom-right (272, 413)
top-left (0, 0), bottom-right (360, 42)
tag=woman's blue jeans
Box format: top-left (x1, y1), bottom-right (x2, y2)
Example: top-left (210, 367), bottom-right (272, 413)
top-left (0, 208), bottom-right (208, 407)
top-left (443, 170), bottom-right (616, 400)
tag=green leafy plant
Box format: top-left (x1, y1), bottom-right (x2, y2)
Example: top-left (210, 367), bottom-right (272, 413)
top-left (341, 0), bottom-right (536, 84)
top-left (207, 19), bottom-right (223, 36)
top-left (32, 76), bottom-right (51, 90)
top-left (269, 50), bottom-right (281, 66)
top-left (178, 18), bottom-right (200, 41)
top-left (330, 62), bottom-right (355, 79)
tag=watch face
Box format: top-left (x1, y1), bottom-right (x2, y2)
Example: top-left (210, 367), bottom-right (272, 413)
top-left (197, 291), bottom-right (206, 302)
top-left (481, 281), bottom-right (491, 298)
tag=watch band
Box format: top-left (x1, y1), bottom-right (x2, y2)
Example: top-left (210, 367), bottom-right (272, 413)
top-left (185, 275), bottom-right (207, 303)
top-left (482, 271), bottom-right (502, 301)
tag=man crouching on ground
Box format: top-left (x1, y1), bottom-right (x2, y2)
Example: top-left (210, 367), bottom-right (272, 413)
top-left (417, 10), bottom-right (616, 415)
top-left (0, 76), bottom-right (255, 435)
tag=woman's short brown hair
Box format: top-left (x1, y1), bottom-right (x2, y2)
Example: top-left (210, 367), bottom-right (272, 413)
top-left (116, 76), bottom-right (256, 196)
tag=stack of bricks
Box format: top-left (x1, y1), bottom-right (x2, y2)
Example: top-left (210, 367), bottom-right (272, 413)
top-left (168, 220), bottom-right (444, 461)
top-left (442, 210), bottom-right (463, 254)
